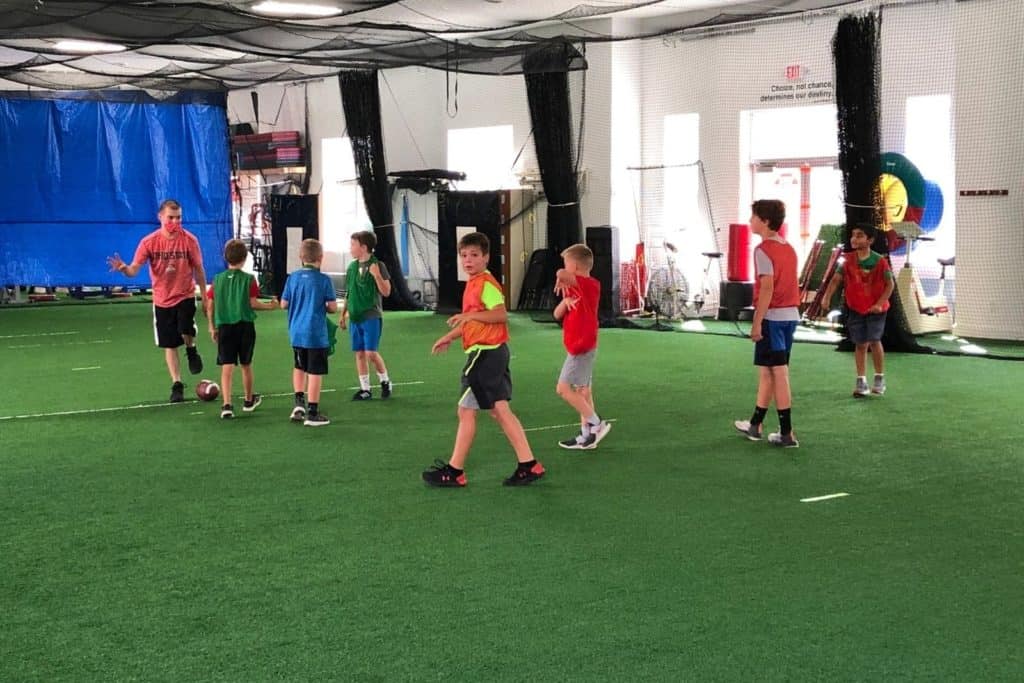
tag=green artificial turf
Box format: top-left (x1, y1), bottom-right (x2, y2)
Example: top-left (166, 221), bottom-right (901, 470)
top-left (2, 303), bottom-right (1023, 681)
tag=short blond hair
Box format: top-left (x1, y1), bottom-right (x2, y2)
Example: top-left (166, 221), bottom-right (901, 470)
top-left (299, 238), bottom-right (323, 264)
top-left (561, 243), bottom-right (594, 270)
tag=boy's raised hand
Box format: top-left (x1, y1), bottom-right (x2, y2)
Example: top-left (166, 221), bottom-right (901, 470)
top-left (369, 262), bottom-right (382, 279)
top-left (563, 296), bottom-right (579, 311)
top-left (106, 252), bottom-right (125, 272)
top-left (553, 268), bottom-right (577, 296)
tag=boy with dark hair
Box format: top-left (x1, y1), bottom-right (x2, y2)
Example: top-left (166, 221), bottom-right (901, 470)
top-left (734, 199), bottom-right (801, 448)
top-left (553, 243), bottom-right (611, 450)
top-left (338, 230), bottom-right (393, 400)
top-left (821, 223), bottom-right (894, 397)
top-left (206, 239), bottom-right (278, 419)
top-left (422, 232), bottom-right (545, 487)
top-left (107, 199), bottom-right (208, 403)
top-left (280, 239), bottom-right (338, 427)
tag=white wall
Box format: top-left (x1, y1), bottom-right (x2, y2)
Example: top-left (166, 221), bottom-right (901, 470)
top-left (953, 0), bottom-right (1024, 340)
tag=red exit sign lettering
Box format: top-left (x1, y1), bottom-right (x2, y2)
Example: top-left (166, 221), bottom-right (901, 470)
top-left (785, 65), bottom-right (802, 80)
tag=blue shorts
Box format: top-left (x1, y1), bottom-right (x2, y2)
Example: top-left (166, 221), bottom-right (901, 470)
top-left (846, 310), bottom-right (887, 345)
top-left (754, 319), bottom-right (797, 367)
top-left (349, 317), bottom-right (382, 352)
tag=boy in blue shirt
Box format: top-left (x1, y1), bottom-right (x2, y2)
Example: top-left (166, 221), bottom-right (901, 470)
top-left (280, 239), bottom-right (338, 426)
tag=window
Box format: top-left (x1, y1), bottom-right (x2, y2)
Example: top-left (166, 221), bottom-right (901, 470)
top-left (321, 136), bottom-right (369, 273)
top-left (447, 125), bottom-right (517, 191)
top-left (904, 94), bottom-right (954, 279)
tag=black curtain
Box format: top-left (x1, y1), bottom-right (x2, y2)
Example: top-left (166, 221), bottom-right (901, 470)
top-left (832, 14), bottom-right (927, 353)
top-left (338, 69), bottom-right (418, 310)
top-left (524, 43), bottom-right (583, 255)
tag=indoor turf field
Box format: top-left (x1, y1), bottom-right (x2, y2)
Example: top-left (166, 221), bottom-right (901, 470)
top-left (2, 302), bottom-right (1023, 681)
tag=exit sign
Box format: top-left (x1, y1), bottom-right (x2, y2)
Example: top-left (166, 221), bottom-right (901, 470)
top-left (785, 65), bottom-right (802, 80)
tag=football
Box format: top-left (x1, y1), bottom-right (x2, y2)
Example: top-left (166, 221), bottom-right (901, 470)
top-left (196, 380), bottom-right (220, 401)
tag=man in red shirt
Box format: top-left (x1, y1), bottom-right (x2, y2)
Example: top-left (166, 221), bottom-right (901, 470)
top-left (107, 199), bottom-right (209, 403)
top-left (734, 199), bottom-right (801, 448)
top-left (553, 244), bottom-right (612, 450)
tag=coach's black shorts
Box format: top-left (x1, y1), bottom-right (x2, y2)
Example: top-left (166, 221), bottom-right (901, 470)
top-left (459, 343), bottom-right (512, 410)
top-left (217, 321), bottom-right (256, 366)
top-left (153, 298), bottom-right (197, 348)
top-left (293, 346), bottom-right (329, 376)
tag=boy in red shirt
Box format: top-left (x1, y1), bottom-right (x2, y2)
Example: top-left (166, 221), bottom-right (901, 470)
top-left (107, 199), bottom-right (208, 403)
top-left (734, 199), bottom-right (801, 448)
top-left (422, 232), bottom-right (544, 487)
top-left (821, 223), bottom-right (894, 397)
top-left (553, 244), bottom-right (611, 450)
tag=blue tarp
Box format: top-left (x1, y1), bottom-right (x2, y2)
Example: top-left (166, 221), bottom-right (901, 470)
top-left (0, 91), bottom-right (232, 287)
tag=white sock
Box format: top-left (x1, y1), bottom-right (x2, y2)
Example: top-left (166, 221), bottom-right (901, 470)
top-left (377, 372), bottom-right (389, 383)
top-left (857, 375), bottom-right (866, 382)
top-left (875, 373), bottom-right (884, 378)
top-left (581, 422), bottom-right (592, 438)
top-left (586, 414), bottom-right (601, 426)
top-left (359, 374), bottom-right (371, 391)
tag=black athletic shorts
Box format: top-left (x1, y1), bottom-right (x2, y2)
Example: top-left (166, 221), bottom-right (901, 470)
top-left (293, 346), bottom-right (329, 376)
top-left (459, 343), bottom-right (512, 410)
top-left (153, 298), bottom-right (197, 348)
top-left (217, 321), bottom-right (256, 366)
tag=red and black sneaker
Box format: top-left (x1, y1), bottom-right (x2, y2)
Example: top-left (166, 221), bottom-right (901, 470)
top-left (503, 460), bottom-right (546, 486)
top-left (422, 460), bottom-right (467, 487)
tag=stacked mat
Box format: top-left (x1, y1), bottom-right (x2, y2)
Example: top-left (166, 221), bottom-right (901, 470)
top-left (232, 131), bottom-right (305, 171)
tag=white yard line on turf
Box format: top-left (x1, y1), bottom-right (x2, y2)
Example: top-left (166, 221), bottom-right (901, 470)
top-left (525, 418), bottom-right (618, 432)
top-left (0, 381), bottom-right (428, 421)
top-left (800, 492), bottom-right (850, 503)
top-left (71, 366), bottom-right (102, 371)
top-left (9, 339), bottom-right (111, 349)
top-left (0, 331), bottom-right (79, 339)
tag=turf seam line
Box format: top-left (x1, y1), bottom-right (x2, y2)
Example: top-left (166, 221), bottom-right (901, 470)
top-left (800, 492), bottom-right (850, 503)
top-left (0, 381), bottom-right (427, 421)
top-left (524, 418), bottom-right (618, 432)
top-left (0, 331), bottom-right (79, 339)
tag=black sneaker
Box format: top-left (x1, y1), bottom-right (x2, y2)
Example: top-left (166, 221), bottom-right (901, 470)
top-left (503, 461), bottom-right (546, 486)
top-left (380, 381), bottom-right (391, 399)
top-left (352, 389), bottom-right (372, 401)
top-left (304, 412), bottom-right (330, 427)
top-left (422, 459), bottom-right (467, 487)
top-left (169, 381), bottom-right (185, 403)
top-left (558, 434), bottom-right (588, 450)
top-left (220, 404), bottom-right (234, 419)
top-left (243, 394), bottom-right (262, 412)
top-left (290, 405), bottom-right (306, 423)
top-left (186, 346), bottom-right (203, 375)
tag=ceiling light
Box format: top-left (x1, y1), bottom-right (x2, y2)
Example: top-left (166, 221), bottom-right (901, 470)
top-left (252, 1), bottom-right (341, 16)
top-left (54, 39), bottom-right (127, 53)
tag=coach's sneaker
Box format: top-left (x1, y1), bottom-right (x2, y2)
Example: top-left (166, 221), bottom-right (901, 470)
top-left (186, 346), bottom-right (203, 375)
top-left (872, 374), bottom-right (886, 395)
top-left (290, 405), bottom-right (306, 423)
top-left (503, 460), bottom-right (546, 486)
top-left (853, 377), bottom-right (870, 398)
top-left (220, 404), bottom-right (234, 419)
top-left (422, 460), bottom-right (467, 487)
top-left (352, 389), bottom-right (372, 401)
top-left (304, 412), bottom-right (330, 427)
top-left (587, 420), bottom-right (613, 448)
top-left (242, 394), bottom-right (263, 412)
top-left (733, 420), bottom-right (762, 441)
top-left (380, 381), bottom-right (392, 399)
top-left (169, 381), bottom-right (185, 403)
top-left (768, 432), bottom-right (800, 448)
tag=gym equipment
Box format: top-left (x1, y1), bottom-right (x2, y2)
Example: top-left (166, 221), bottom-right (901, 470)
top-left (892, 221), bottom-right (952, 334)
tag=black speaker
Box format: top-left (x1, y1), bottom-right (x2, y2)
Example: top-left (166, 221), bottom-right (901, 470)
top-left (269, 194), bottom-right (319, 297)
top-left (437, 191), bottom-right (504, 313)
top-left (718, 281), bottom-right (754, 321)
top-left (586, 225), bottom-right (619, 323)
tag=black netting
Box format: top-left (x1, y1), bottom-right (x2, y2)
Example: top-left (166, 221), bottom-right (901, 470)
top-left (0, 0), bottom-right (872, 90)
top-left (338, 68), bottom-right (417, 310)
top-left (525, 44), bottom-right (582, 255)
top-left (832, 12), bottom-right (928, 354)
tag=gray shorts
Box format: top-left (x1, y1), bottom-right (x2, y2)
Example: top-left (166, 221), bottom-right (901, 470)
top-left (847, 310), bottom-right (887, 345)
top-left (558, 349), bottom-right (596, 387)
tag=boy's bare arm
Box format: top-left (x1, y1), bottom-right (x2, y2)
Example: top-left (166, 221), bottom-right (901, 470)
top-left (326, 300), bottom-right (339, 314)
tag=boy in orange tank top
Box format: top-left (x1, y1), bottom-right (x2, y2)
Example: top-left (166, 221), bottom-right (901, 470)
top-left (422, 232), bottom-right (545, 487)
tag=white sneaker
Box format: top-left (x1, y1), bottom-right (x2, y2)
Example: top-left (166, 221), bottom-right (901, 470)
top-left (872, 375), bottom-right (886, 395)
top-left (587, 420), bottom-right (613, 448)
top-left (734, 420), bottom-right (762, 441)
top-left (768, 432), bottom-right (800, 448)
top-left (853, 378), bottom-right (870, 398)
